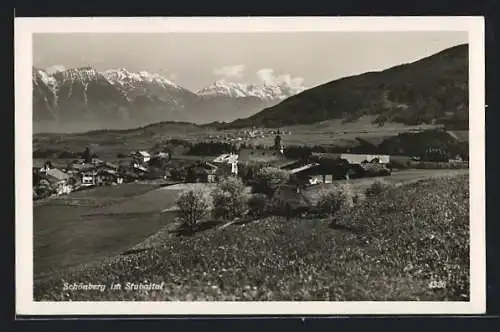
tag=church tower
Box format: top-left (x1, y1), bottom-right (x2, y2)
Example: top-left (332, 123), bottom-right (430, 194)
top-left (274, 129), bottom-right (284, 154)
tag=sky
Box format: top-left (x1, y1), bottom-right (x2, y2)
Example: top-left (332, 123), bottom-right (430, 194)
top-left (33, 31), bottom-right (468, 92)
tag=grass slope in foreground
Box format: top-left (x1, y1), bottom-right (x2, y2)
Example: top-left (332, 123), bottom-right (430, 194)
top-left (35, 174), bottom-right (469, 301)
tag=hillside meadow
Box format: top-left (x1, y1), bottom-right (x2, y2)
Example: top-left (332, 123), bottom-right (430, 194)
top-left (34, 173), bottom-right (469, 301)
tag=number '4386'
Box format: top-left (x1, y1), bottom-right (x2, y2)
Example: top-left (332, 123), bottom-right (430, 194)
top-left (428, 280), bottom-right (446, 289)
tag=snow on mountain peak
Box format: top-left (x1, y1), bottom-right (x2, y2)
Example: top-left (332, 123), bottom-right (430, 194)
top-left (197, 79), bottom-right (306, 100)
top-left (102, 68), bottom-right (181, 90)
top-left (198, 80), bottom-right (249, 98)
top-left (34, 68), bottom-right (58, 89)
top-left (45, 65), bottom-right (66, 75)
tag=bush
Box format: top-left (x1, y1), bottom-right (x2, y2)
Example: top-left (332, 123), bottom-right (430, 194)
top-left (365, 179), bottom-right (392, 197)
top-left (175, 190), bottom-right (212, 231)
top-left (268, 195), bottom-right (291, 218)
top-left (248, 193), bottom-right (269, 218)
top-left (316, 183), bottom-right (355, 218)
top-left (252, 167), bottom-right (290, 196)
top-left (211, 177), bottom-right (249, 221)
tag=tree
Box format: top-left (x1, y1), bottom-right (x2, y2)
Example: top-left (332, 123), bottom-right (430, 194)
top-left (365, 179), bottom-right (391, 198)
top-left (316, 183), bottom-right (355, 222)
top-left (211, 176), bottom-right (248, 221)
top-left (252, 167), bottom-right (290, 197)
top-left (175, 190), bottom-right (212, 231)
top-left (248, 193), bottom-right (268, 218)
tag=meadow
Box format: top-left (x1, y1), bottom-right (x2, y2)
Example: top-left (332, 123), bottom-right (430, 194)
top-left (251, 117), bottom-right (443, 147)
top-left (33, 182), bottom-right (175, 277)
top-left (34, 170), bottom-right (469, 301)
top-left (33, 117), bottom-right (450, 159)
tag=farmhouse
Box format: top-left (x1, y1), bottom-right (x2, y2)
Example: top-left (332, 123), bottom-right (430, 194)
top-left (81, 171), bottom-right (97, 187)
top-left (96, 169), bottom-right (124, 185)
top-left (153, 151), bottom-right (171, 160)
top-left (284, 161), bottom-right (342, 185)
top-left (213, 153), bottom-right (239, 176)
top-left (188, 162), bottom-right (219, 183)
top-left (340, 153), bottom-right (391, 165)
top-left (131, 151), bottom-right (151, 165)
top-left (45, 167), bottom-right (72, 195)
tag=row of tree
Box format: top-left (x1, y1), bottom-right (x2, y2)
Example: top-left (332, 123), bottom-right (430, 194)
top-left (174, 167), bottom-right (368, 232)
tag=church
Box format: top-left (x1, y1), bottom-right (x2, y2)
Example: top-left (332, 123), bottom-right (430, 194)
top-left (237, 129), bottom-right (289, 166)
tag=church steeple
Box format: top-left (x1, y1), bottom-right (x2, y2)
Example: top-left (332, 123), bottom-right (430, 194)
top-left (274, 128), bottom-right (283, 154)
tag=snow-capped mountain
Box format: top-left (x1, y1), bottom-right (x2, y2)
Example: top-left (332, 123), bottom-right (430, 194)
top-left (102, 68), bottom-right (183, 92)
top-left (45, 64), bottom-right (66, 75)
top-left (33, 66), bottom-right (307, 132)
top-left (197, 79), bottom-right (306, 101)
top-left (32, 66), bottom-right (198, 132)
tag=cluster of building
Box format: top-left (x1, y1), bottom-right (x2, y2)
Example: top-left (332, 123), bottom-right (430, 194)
top-left (32, 150), bottom-right (171, 200)
top-left (33, 129), bottom-right (393, 200)
top-left (206, 130), bottom-right (391, 186)
top-left (203, 128), bottom-right (291, 145)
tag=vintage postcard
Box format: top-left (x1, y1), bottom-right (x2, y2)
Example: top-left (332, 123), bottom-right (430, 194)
top-left (16, 16), bottom-right (485, 315)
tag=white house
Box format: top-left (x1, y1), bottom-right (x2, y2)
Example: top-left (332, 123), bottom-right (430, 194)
top-left (131, 151), bottom-right (151, 164)
top-left (213, 153), bottom-right (239, 176)
top-left (81, 172), bottom-right (96, 186)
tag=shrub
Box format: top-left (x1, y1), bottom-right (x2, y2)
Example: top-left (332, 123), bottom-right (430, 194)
top-left (252, 167), bottom-right (290, 196)
top-left (316, 183), bottom-right (355, 218)
top-left (175, 189), bottom-right (212, 231)
top-left (365, 179), bottom-right (392, 197)
top-left (211, 176), bottom-right (249, 221)
top-left (248, 193), bottom-right (269, 218)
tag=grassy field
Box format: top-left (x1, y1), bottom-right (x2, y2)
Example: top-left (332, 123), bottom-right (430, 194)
top-left (33, 182), bottom-right (173, 277)
top-left (251, 117), bottom-right (441, 147)
top-left (34, 170), bottom-right (469, 301)
top-left (305, 169), bottom-right (469, 203)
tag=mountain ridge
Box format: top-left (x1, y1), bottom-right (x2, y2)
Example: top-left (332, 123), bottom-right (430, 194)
top-left (226, 43), bottom-right (469, 130)
top-left (33, 43), bottom-right (468, 133)
top-left (33, 66), bottom-right (302, 132)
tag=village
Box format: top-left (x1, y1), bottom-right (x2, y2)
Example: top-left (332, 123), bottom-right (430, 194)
top-left (32, 130), bottom-right (395, 201)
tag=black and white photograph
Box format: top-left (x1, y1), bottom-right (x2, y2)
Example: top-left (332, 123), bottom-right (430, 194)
top-left (16, 17), bottom-right (485, 315)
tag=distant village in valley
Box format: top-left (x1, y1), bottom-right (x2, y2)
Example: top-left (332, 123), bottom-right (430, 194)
top-left (32, 127), bottom-right (467, 201)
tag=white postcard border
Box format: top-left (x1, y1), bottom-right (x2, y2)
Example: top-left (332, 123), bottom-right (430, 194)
top-left (15, 16), bottom-right (486, 315)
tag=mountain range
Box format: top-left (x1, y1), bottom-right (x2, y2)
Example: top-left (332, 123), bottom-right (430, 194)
top-left (33, 66), bottom-right (304, 133)
top-left (226, 44), bottom-right (468, 129)
top-left (33, 43), bottom-right (468, 133)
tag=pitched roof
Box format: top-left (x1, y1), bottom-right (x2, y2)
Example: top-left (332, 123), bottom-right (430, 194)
top-left (133, 164), bottom-right (148, 172)
top-left (103, 161), bottom-right (119, 169)
top-left (213, 153), bottom-right (239, 164)
top-left (46, 168), bottom-right (70, 181)
top-left (310, 152), bottom-right (342, 160)
top-left (204, 162), bottom-right (219, 169)
top-left (154, 152), bottom-right (170, 158)
top-left (138, 151), bottom-right (151, 157)
top-left (340, 154), bottom-right (390, 164)
top-left (71, 163), bottom-right (96, 172)
top-left (288, 163), bottom-right (321, 175)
